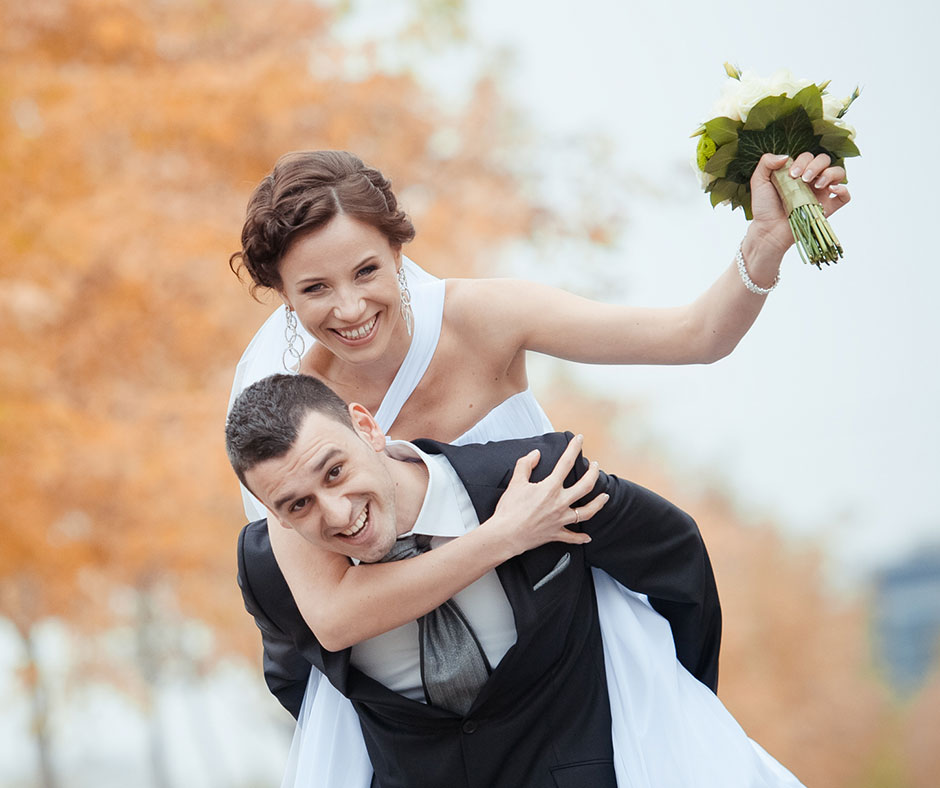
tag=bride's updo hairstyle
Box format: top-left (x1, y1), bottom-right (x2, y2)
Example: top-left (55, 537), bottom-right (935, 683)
top-left (230, 150), bottom-right (416, 296)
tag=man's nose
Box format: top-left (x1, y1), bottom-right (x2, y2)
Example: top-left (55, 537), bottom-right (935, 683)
top-left (320, 493), bottom-right (352, 531)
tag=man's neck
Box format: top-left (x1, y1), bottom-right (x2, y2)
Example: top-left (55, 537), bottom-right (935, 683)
top-left (385, 450), bottom-right (430, 536)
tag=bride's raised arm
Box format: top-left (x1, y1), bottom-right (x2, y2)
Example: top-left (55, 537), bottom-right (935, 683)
top-left (457, 152), bottom-right (850, 367)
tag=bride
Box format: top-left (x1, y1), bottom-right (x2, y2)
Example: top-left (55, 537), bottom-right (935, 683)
top-left (229, 149), bottom-right (850, 786)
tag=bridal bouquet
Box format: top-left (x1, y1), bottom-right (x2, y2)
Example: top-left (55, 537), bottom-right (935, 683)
top-left (692, 63), bottom-right (860, 266)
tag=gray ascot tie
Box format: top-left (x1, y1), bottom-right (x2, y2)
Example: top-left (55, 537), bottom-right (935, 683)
top-left (379, 533), bottom-right (491, 715)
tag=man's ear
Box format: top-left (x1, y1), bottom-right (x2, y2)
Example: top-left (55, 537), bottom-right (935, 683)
top-left (267, 506), bottom-right (293, 531)
top-left (348, 403), bottom-right (386, 451)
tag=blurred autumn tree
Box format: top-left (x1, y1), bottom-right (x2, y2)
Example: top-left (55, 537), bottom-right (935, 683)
top-left (0, 0), bottom-right (536, 784)
top-left (1, 1), bottom-right (932, 787)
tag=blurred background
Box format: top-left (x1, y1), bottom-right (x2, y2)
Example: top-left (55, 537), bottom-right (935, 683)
top-left (2, 0), bottom-right (938, 786)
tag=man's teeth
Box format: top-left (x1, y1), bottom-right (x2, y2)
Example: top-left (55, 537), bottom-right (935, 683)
top-left (336, 316), bottom-right (377, 340)
top-left (341, 506), bottom-right (369, 537)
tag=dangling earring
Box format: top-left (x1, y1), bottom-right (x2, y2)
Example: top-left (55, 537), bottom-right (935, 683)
top-left (397, 267), bottom-right (414, 338)
top-left (282, 306), bottom-right (306, 373)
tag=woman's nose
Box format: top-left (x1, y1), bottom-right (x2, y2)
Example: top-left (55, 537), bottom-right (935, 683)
top-left (331, 288), bottom-right (366, 322)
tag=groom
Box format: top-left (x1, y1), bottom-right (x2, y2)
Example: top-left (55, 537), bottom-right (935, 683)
top-left (227, 373), bottom-right (721, 788)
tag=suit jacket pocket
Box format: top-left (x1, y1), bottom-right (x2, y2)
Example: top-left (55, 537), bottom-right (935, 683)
top-left (532, 552), bottom-right (571, 590)
top-left (551, 759), bottom-right (617, 788)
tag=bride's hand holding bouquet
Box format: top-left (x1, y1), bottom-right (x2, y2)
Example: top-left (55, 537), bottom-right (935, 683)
top-left (745, 150), bottom-right (851, 268)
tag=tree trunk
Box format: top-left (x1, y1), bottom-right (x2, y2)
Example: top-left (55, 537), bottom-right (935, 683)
top-left (20, 626), bottom-right (58, 788)
top-left (137, 586), bottom-right (172, 788)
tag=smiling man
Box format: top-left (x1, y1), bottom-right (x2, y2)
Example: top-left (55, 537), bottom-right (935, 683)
top-left (225, 372), bottom-right (730, 788)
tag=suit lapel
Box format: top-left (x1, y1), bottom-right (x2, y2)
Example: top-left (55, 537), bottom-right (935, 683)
top-left (414, 437), bottom-right (576, 593)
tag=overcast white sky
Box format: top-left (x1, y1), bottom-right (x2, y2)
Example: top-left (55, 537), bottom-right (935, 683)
top-left (343, 0), bottom-right (940, 583)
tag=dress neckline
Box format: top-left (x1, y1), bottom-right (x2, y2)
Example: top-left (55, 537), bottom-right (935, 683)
top-left (373, 278), bottom-right (446, 433)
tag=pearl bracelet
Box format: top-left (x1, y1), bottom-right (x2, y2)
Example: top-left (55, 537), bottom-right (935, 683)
top-left (735, 242), bottom-right (780, 296)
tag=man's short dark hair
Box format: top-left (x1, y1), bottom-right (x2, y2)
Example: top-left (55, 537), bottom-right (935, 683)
top-left (225, 373), bottom-right (353, 489)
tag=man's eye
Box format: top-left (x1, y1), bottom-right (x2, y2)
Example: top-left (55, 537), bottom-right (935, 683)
top-left (289, 497), bottom-right (308, 513)
top-left (327, 464), bottom-right (343, 481)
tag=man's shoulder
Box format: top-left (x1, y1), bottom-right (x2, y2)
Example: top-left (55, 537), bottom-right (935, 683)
top-left (415, 431), bottom-right (572, 466)
top-left (238, 517), bottom-right (271, 565)
top-left (413, 432), bottom-right (577, 498)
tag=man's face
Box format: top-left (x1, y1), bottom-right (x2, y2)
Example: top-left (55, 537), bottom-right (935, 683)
top-left (245, 408), bottom-right (401, 563)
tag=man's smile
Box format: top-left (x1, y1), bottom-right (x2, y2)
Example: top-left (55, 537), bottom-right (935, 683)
top-left (338, 503), bottom-right (370, 540)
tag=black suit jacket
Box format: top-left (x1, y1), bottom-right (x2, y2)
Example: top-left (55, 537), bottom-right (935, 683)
top-left (237, 433), bottom-right (721, 788)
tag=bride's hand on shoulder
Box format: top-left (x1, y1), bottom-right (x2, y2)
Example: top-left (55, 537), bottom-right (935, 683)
top-left (483, 435), bottom-right (608, 555)
top-left (749, 151), bottom-right (851, 253)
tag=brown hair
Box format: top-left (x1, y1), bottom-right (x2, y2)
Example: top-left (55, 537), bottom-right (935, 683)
top-left (225, 373), bottom-right (354, 491)
top-left (229, 151), bottom-right (416, 296)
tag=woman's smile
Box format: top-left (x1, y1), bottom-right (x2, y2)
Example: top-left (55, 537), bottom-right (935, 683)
top-left (332, 314), bottom-right (380, 345)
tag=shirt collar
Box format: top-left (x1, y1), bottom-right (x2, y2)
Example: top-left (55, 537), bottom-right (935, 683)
top-left (385, 440), bottom-right (468, 539)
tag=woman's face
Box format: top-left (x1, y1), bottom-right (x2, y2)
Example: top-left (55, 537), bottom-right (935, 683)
top-left (278, 214), bottom-right (405, 366)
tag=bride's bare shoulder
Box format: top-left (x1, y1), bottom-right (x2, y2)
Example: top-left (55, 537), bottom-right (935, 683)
top-left (443, 277), bottom-right (535, 330)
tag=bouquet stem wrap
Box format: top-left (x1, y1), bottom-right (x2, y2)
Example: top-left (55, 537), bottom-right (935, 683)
top-left (771, 159), bottom-right (843, 267)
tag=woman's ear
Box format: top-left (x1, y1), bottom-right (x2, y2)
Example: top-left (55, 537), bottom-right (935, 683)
top-left (348, 403), bottom-right (387, 451)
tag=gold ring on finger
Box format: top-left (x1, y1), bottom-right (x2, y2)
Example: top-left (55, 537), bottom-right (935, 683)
top-left (574, 508), bottom-right (581, 524)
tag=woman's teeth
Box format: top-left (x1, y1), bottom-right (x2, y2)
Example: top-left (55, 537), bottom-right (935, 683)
top-left (341, 505), bottom-right (369, 537)
top-left (336, 316), bottom-right (377, 340)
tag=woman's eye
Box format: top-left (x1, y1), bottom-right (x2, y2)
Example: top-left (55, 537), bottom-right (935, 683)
top-left (356, 264), bottom-right (378, 278)
top-left (303, 282), bottom-right (325, 294)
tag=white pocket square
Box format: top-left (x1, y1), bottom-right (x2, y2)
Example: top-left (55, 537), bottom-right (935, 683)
top-left (532, 552), bottom-right (571, 591)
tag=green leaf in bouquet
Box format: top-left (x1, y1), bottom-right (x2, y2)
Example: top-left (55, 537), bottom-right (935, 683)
top-left (743, 94), bottom-right (794, 130)
top-left (704, 116), bottom-right (740, 146)
top-left (791, 84), bottom-right (823, 120)
top-left (812, 118), bottom-right (851, 138)
top-left (811, 118), bottom-right (861, 159)
top-left (733, 184), bottom-right (753, 219)
top-left (703, 141), bottom-right (738, 177)
top-left (820, 135), bottom-right (861, 158)
top-left (706, 178), bottom-right (739, 207)
top-left (727, 107), bottom-right (823, 184)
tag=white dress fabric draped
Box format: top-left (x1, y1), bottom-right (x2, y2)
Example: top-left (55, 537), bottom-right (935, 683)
top-left (229, 258), bottom-right (804, 787)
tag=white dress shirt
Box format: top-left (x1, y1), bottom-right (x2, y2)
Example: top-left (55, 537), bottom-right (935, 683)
top-left (348, 440), bottom-right (518, 702)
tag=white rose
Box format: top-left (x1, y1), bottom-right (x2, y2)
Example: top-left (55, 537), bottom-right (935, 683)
top-left (709, 88), bottom-right (742, 121)
top-left (764, 69), bottom-right (813, 99)
top-left (822, 93), bottom-right (845, 121)
top-left (710, 69), bottom-right (815, 123)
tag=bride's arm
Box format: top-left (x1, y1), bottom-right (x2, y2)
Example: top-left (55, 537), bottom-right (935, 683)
top-left (455, 152), bottom-right (850, 366)
top-left (268, 439), bottom-right (605, 651)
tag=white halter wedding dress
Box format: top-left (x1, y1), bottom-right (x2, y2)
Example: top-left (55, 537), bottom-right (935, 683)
top-left (230, 259), bottom-right (804, 788)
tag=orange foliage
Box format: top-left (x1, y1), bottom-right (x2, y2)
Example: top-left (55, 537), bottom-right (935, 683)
top-left (0, 0), bottom-right (535, 661)
top-left (902, 663), bottom-right (940, 787)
